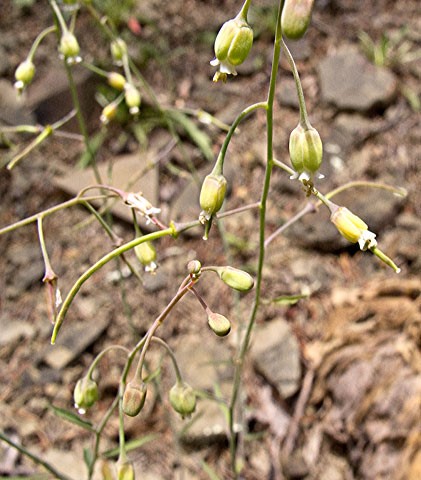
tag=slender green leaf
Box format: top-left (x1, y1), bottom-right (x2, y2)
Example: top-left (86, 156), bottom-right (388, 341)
top-left (49, 405), bottom-right (95, 432)
top-left (201, 460), bottom-right (222, 480)
top-left (102, 434), bottom-right (159, 458)
top-left (83, 447), bottom-right (94, 470)
top-left (269, 293), bottom-right (309, 305)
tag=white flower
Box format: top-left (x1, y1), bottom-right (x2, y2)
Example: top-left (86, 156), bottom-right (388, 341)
top-left (210, 58), bottom-right (238, 76)
top-left (125, 192), bottom-right (161, 223)
top-left (358, 230), bottom-right (377, 251)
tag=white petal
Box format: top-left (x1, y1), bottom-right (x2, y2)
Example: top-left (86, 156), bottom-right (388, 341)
top-left (210, 58), bottom-right (220, 66)
top-left (358, 230), bottom-right (377, 251)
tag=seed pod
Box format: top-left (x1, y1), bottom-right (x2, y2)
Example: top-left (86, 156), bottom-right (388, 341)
top-left (169, 382), bottom-right (196, 418)
top-left (107, 72), bottom-right (126, 91)
top-left (281, 0), bottom-right (315, 40)
top-left (207, 311), bottom-right (231, 336)
top-left (110, 38), bottom-right (127, 63)
top-left (14, 60), bottom-right (35, 90)
top-left (199, 173), bottom-right (227, 220)
top-left (122, 381), bottom-right (147, 417)
top-left (59, 31), bottom-right (80, 60)
top-left (73, 376), bottom-right (98, 411)
top-left (100, 102), bottom-right (118, 124)
top-left (330, 206), bottom-right (377, 250)
top-left (216, 266), bottom-right (254, 292)
top-left (211, 16), bottom-right (253, 80)
top-left (124, 84), bottom-right (141, 115)
top-left (187, 260), bottom-right (202, 276)
top-left (134, 241), bottom-right (157, 272)
top-left (289, 124), bottom-right (323, 177)
top-left (116, 459), bottom-right (135, 480)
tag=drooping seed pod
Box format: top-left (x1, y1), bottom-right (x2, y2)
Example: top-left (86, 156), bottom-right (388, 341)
top-left (215, 266), bottom-right (254, 292)
top-left (100, 102), bottom-right (118, 124)
top-left (211, 16), bottom-right (253, 81)
top-left (122, 381), bottom-right (147, 417)
top-left (187, 260), bottom-right (202, 276)
top-left (281, 0), bottom-right (315, 40)
top-left (169, 382), bottom-right (196, 418)
top-left (199, 173), bottom-right (227, 221)
top-left (107, 72), bottom-right (126, 91)
top-left (289, 123), bottom-right (323, 178)
top-left (110, 38), bottom-right (127, 64)
top-left (73, 376), bottom-right (99, 412)
top-left (124, 83), bottom-right (141, 115)
top-left (134, 241), bottom-right (157, 273)
top-left (207, 311), bottom-right (231, 336)
top-left (14, 60), bottom-right (35, 91)
top-left (59, 31), bottom-right (81, 63)
top-left (116, 458), bottom-right (135, 480)
top-left (330, 206), bottom-right (377, 250)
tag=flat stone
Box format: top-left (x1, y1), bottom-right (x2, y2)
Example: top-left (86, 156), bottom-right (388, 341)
top-left (0, 315), bottom-right (35, 346)
top-left (0, 79), bottom-right (35, 126)
top-left (251, 319), bottom-right (301, 398)
top-left (27, 62), bottom-right (98, 131)
top-left (318, 48), bottom-right (397, 112)
top-left (53, 151), bottom-right (159, 225)
top-left (278, 78), bottom-right (300, 110)
top-left (43, 316), bottom-right (110, 369)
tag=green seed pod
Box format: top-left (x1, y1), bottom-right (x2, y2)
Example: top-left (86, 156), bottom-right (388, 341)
top-left (289, 124), bottom-right (323, 177)
top-left (211, 17), bottom-right (253, 78)
top-left (216, 266), bottom-right (254, 292)
top-left (281, 0), bottom-right (315, 40)
top-left (15, 60), bottom-right (35, 89)
top-left (330, 206), bottom-right (377, 251)
top-left (116, 459), bottom-right (135, 480)
top-left (73, 377), bottom-right (98, 411)
top-left (199, 173), bottom-right (227, 220)
top-left (124, 84), bottom-right (141, 115)
top-left (134, 241), bottom-right (157, 272)
top-left (207, 311), bottom-right (231, 336)
top-left (169, 382), bottom-right (196, 418)
top-left (107, 72), bottom-right (126, 91)
top-left (122, 381), bottom-right (147, 417)
top-left (100, 102), bottom-right (118, 124)
top-left (110, 38), bottom-right (127, 63)
top-left (59, 31), bottom-right (80, 59)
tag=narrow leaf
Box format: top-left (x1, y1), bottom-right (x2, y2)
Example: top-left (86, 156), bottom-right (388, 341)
top-left (49, 405), bottom-right (95, 432)
top-left (270, 293), bottom-right (309, 305)
top-left (102, 434), bottom-right (159, 458)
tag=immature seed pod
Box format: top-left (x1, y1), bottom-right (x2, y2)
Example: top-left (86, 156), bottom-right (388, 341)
top-left (59, 31), bottom-right (80, 60)
top-left (107, 72), bottom-right (126, 91)
top-left (207, 311), bottom-right (231, 337)
top-left (110, 38), bottom-right (127, 63)
top-left (216, 266), bottom-right (254, 292)
top-left (73, 376), bottom-right (98, 411)
top-left (281, 0), bottom-right (315, 40)
top-left (211, 16), bottom-right (253, 80)
top-left (199, 173), bottom-right (227, 220)
top-left (122, 381), bottom-right (147, 417)
top-left (116, 459), bottom-right (135, 480)
top-left (14, 60), bottom-right (35, 90)
top-left (169, 382), bottom-right (196, 418)
top-left (289, 124), bottom-right (323, 177)
top-left (124, 83), bottom-right (141, 115)
top-left (134, 241), bottom-right (157, 272)
top-left (100, 102), bottom-right (118, 124)
top-left (187, 260), bottom-right (202, 276)
top-left (330, 206), bottom-right (377, 250)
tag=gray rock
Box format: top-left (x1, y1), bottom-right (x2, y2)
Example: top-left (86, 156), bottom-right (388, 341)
top-left (0, 79), bottom-right (35, 126)
top-left (278, 78), bottom-right (300, 110)
top-left (318, 48), bottom-right (397, 112)
top-left (0, 314), bottom-right (36, 346)
top-left (251, 319), bottom-right (301, 398)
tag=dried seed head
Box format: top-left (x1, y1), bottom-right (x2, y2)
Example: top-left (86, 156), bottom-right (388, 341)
top-left (122, 381), bottom-right (147, 417)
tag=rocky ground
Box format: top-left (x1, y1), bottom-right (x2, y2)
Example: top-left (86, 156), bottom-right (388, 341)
top-left (0, 0), bottom-right (420, 479)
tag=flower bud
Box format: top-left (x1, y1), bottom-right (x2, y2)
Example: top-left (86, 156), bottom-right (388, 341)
top-left (122, 381), bottom-right (147, 417)
top-left (59, 31), bottom-right (81, 63)
top-left (14, 60), bottom-right (35, 91)
top-left (289, 124), bottom-right (323, 178)
top-left (116, 458), bottom-right (135, 480)
top-left (207, 311), bottom-right (231, 336)
top-left (107, 72), bottom-right (126, 91)
top-left (187, 260), bottom-right (202, 276)
top-left (74, 376), bottom-right (98, 412)
top-left (169, 382), bottom-right (196, 418)
top-left (331, 206), bottom-right (377, 250)
top-left (211, 16), bottom-right (253, 81)
top-left (100, 102), bottom-right (118, 124)
top-left (199, 173), bottom-right (227, 221)
top-left (134, 241), bottom-right (157, 273)
top-left (216, 266), bottom-right (254, 292)
top-left (124, 84), bottom-right (141, 115)
top-left (111, 38), bottom-right (127, 64)
top-left (281, 0), bottom-right (315, 40)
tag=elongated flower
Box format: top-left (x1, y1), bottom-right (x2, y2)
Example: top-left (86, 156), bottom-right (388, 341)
top-left (331, 207), bottom-right (377, 251)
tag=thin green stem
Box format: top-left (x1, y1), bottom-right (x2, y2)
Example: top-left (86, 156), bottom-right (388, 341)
top-left (28, 26), bottom-right (57, 61)
top-left (273, 157), bottom-right (295, 176)
top-left (150, 337), bottom-right (183, 384)
top-left (49, 0), bottom-right (68, 33)
top-left (87, 345), bottom-right (129, 380)
top-left (324, 180), bottom-right (407, 201)
top-left (51, 228), bottom-right (175, 344)
top-left (214, 102), bottom-right (267, 174)
top-left (228, 2), bottom-right (284, 475)
top-left (238, 0), bottom-right (253, 19)
top-left (80, 61), bottom-right (109, 78)
top-left (0, 431), bottom-right (72, 480)
top-left (280, 36), bottom-right (310, 128)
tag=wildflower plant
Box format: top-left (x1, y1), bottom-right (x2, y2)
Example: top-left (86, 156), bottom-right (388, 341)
top-left (0, 0), bottom-right (406, 479)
